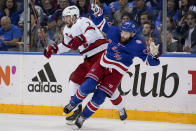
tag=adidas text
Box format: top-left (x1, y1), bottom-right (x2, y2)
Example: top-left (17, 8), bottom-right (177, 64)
top-left (28, 82), bottom-right (62, 93)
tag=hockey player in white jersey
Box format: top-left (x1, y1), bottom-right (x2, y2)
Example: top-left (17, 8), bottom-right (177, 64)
top-left (43, 5), bottom-right (127, 123)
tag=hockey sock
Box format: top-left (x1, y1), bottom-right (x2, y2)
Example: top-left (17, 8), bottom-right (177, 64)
top-left (82, 89), bottom-right (107, 118)
top-left (70, 96), bottom-right (80, 112)
top-left (111, 95), bottom-right (124, 111)
top-left (110, 89), bottom-right (124, 111)
top-left (71, 78), bottom-right (98, 106)
top-left (68, 81), bottom-right (80, 99)
top-left (81, 101), bottom-right (99, 118)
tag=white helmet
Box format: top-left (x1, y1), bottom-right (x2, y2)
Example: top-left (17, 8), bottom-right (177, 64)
top-left (62, 5), bottom-right (80, 19)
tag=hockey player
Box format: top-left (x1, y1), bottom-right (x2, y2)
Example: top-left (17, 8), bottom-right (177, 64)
top-left (90, 3), bottom-right (129, 120)
top-left (43, 5), bottom-right (127, 123)
top-left (63, 20), bottom-right (161, 129)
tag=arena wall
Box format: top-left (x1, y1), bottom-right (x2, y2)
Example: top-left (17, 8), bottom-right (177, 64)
top-left (0, 52), bottom-right (196, 124)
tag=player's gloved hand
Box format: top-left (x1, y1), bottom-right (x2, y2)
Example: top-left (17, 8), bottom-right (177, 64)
top-left (67, 34), bottom-right (87, 50)
top-left (149, 42), bottom-right (159, 58)
top-left (91, 4), bottom-right (103, 16)
top-left (43, 43), bottom-right (58, 59)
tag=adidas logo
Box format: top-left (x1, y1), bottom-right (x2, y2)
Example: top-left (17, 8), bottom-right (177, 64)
top-left (27, 63), bottom-right (62, 93)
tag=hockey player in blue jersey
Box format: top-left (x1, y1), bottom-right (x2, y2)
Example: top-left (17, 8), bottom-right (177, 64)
top-left (90, 3), bottom-right (127, 120)
top-left (63, 20), bottom-right (161, 129)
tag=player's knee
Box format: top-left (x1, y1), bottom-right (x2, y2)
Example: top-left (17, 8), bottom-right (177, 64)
top-left (92, 89), bottom-right (107, 105)
top-left (80, 78), bottom-right (97, 94)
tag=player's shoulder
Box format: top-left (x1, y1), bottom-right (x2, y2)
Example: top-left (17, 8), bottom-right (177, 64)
top-left (133, 35), bottom-right (145, 45)
top-left (77, 17), bottom-right (92, 24)
top-left (126, 35), bottom-right (145, 49)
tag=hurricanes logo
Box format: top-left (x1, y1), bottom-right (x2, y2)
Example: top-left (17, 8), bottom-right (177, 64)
top-left (27, 63), bottom-right (62, 93)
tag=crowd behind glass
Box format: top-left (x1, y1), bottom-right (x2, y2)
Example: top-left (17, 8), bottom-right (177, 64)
top-left (0, 0), bottom-right (196, 53)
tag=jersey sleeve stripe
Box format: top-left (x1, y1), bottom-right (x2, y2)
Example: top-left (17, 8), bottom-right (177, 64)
top-left (85, 26), bottom-right (95, 33)
top-left (102, 53), bottom-right (128, 72)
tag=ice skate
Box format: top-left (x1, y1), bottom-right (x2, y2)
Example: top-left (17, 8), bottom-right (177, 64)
top-left (72, 114), bottom-right (86, 130)
top-left (63, 102), bottom-right (77, 114)
top-left (65, 104), bottom-right (82, 125)
top-left (118, 108), bottom-right (127, 121)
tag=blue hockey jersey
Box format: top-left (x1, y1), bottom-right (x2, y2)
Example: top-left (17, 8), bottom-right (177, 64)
top-left (90, 8), bottom-right (160, 74)
top-left (100, 34), bottom-right (160, 75)
top-left (91, 12), bottom-right (120, 43)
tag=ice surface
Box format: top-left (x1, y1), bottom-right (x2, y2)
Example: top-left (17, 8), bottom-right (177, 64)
top-left (0, 113), bottom-right (196, 131)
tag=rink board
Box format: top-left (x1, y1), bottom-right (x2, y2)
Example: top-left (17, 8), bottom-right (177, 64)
top-left (0, 52), bottom-right (196, 124)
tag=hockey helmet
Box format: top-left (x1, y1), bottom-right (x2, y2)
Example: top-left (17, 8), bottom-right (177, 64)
top-left (62, 5), bottom-right (80, 20)
top-left (121, 20), bottom-right (138, 34)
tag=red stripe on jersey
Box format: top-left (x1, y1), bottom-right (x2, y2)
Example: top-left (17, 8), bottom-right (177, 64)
top-left (86, 73), bottom-right (99, 82)
top-left (80, 39), bottom-right (108, 54)
top-left (61, 40), bottom-right (71, 48)
top-left (99, 86), bottom-right (113, 96)
top-left (87, 101), bottom-right (98, 112)
top-left (97, 9), bottom-right (101, 16)
top-left (76, 90), bottom-right (86, 100)
top-left (102, 54), bottom-right (128, 72)
top-left (97, 20), bottom-right (105, 29)
top-left (111, 95), bottom-right (122, 105)
top-left (85, 26), bottom-right (95, 33)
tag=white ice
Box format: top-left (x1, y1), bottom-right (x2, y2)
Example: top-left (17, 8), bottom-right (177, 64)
top-left (0, 113), bottom-right (196, 131)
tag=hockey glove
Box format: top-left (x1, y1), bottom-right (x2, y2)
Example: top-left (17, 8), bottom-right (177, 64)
top-left (44, 43), bottom-right (58, 59)
top-left (149, 42), bottom-right (159, 58)
top-left (91, 4), bottom-right (103, 16)
top-left (67, 34), bottom-right (87, 50)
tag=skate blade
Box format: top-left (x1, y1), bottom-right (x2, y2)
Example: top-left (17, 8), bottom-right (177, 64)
top-left (66, 120), bottom-right (74, 125)
top-left (72, 125), bottom-right (80, 130)
top-left (121, 120), bottom-right (126, 124)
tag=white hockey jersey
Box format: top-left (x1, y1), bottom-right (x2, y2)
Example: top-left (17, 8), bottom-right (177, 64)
top-left (57, 17), bottom-right (108, 58)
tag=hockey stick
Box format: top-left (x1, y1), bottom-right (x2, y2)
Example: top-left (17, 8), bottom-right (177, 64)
top-left (30, 0), bottom-right (47, 47)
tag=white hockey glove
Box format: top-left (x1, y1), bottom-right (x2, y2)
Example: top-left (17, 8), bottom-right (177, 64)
top-left (149, 42), bottom-right (159, 58)
top-left (91, 4), bottom-right (103, 16)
